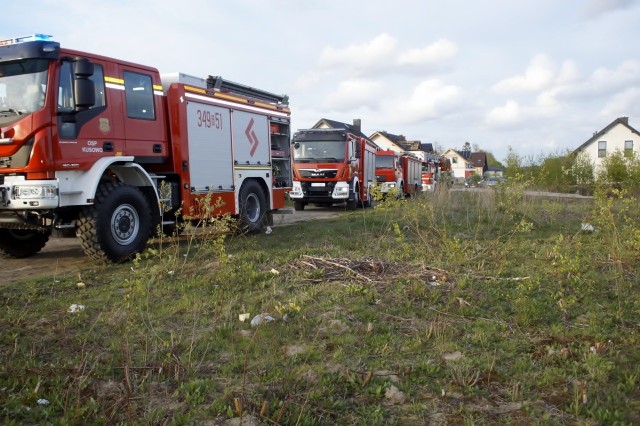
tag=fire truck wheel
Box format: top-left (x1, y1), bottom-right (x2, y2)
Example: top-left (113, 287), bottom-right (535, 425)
top-left (361, 189), bottom-right (372, 207)
top-left (78, 181), bottom-right (152, 263)
top-left (346, 185), bottom-right (359, 210)
top-left (294, 201), bottom-right (306, 211)
top-left (238, 180), bottom-right (267, 234)
top-left (0, 229), bottom-right (50, 258)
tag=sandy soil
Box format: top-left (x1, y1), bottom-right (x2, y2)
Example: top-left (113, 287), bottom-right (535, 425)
top-left (1, 206), bottom-right (343, 285)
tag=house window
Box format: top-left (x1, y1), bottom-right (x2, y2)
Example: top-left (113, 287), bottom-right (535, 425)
top-left (624, 140), bottom-right (633, 158)
top-left (598, 141), bottom-right (606, 158)
top-left (451, 157), bottom-right (458, 164)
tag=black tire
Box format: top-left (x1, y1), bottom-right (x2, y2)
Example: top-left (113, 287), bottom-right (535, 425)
top-left (238, 180), bottom-right (267, 234)
top-left (346, 185), bottom-right (359, 210)
top-left (77, 181), bottom-right (152, 263)
top-left (0, 229), bottom-right (50, 258)
top-left (361, 188), bottom-right (372, 208)
top-left (294, 201), bottom-right (306, 211)
top-left (161, 223), bottom-right (178, 237)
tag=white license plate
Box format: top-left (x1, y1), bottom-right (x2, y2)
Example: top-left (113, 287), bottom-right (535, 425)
top-left (311, 183), bottom-right (325, 187)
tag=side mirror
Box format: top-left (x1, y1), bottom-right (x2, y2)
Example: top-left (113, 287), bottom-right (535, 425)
top-left (73, 59), bottom-right (95, 110)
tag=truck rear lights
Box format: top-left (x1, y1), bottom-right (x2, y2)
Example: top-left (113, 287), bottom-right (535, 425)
top-left (13, 185), bottom-right (57, 199)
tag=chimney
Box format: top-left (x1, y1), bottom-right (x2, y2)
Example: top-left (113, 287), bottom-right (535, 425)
top-left (619, 117), bottom-right (629, 125)
top-left (352, 119), bottom-right (361, 135)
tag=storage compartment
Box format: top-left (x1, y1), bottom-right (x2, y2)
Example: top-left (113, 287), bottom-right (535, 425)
top-left (270, 119), bottom-right (292, 187)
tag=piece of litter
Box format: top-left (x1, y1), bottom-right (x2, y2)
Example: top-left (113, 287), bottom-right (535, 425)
top-left (238, 313), bottom-right (251, 322)
top-left (270, 268), bottom-right (280, 275)
top-left (76, 282), bottom-right (86, 289)
top-left (251, 314), bottom-right (275, 327)
top-left (68, 304), bottom-right (85, 313)
top-left (37, 398), bottom-right (50, 405)
top-left (581, 223), bottom-right (595, 232)
top-left (265, 226), bottom-right (273, 234)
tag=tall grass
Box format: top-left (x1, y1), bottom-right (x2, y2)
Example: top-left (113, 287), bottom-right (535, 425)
top-left (1, 184), bottom-right (638, 424)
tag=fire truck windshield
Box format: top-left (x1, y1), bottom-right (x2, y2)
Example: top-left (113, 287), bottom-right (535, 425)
top-left (375, 156), bottom-right (395, 169)
top-left (293, 140), bottom-right (346, 163)
top-left (0, 58), bottom-right (48, 122)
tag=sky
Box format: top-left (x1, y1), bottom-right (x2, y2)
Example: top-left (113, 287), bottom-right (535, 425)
top-left (4, 0), bottom-right (640, 162)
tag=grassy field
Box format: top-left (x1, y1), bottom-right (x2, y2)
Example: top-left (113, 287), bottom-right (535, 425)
top-left (1, 184), bottom-right (639, 425)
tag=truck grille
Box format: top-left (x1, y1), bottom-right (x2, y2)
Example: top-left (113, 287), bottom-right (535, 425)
top-left (299, 169), bottom-right (337, 178)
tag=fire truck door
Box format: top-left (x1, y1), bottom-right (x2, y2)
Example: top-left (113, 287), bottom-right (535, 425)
top-left (54, 61), bottom-right (118, 167)
top-left (186, 102), bottom-right (233, 191)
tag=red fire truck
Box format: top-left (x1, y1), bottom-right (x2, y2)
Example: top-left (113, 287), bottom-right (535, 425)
top-left (289, 121), bottom-right (377, 210)
top-left (422, 156), bottom-right (451, 191)
top-left (0, 35), bottom-right (291, 262)
top-left (374, 150), bottom-right (422, 197)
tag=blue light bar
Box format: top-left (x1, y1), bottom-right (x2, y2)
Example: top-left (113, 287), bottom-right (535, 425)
top-left (0, 34), bottom-right (54, 47)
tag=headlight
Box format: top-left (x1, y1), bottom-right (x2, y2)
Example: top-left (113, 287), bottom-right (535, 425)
top-left (13, 185), bottom-right (57, 199)
top-left (333, 185), bottom-right (350, 197)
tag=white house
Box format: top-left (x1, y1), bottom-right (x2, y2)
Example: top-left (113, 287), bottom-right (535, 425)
top-left (442, 149), bottom-right (475, 181)
top-left (369, 131), bottom-right (408, 153)
top-left (573, 117), bottom-right (640, 169)
top-left (369, 131), bottom-right (433, 161)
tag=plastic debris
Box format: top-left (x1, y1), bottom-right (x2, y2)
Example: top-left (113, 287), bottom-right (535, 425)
top-left (37, 398), bottom-right (50, 405)
top-left (581, 223), bottom-right (595, 232)
top-left (270, 268), bottom-right (280, 275)
top-left (251, 314), bottom-right (275, 327)
top-left (68, 304), bottom-right (85, 313)
top-left (265, 226), bottom-right (273, 234)
top-left (76, 282), bottom-right (86, 289)
top-left (238, 313), bottom-right (251, 322)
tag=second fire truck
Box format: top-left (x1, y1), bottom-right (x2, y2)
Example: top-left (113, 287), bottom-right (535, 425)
top-left (289, 120), bottom-right (377, 210)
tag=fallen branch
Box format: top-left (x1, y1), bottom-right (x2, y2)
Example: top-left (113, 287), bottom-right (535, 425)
top-left (302, 255), bottom-right (375, 282)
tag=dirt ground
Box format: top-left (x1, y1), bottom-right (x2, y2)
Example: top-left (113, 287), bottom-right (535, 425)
top-left (1, 206), bottom-right (343, 285)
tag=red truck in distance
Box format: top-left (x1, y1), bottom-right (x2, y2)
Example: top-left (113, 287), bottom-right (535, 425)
top-left (422, 156), bottom-right (451, 191)
top-left (0, 34), bottom-right (291, 262)
top-left (375, 150), bottom-right (423, 197)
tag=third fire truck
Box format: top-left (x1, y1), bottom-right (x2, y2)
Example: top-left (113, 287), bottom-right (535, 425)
top-left (374, 150), bottom-right (422, 197)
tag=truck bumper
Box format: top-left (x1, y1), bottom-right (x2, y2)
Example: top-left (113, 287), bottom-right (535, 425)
top-left (290, 180), bottom-right (351, 202)
top-left (0, 176), bottom-right (59, 210)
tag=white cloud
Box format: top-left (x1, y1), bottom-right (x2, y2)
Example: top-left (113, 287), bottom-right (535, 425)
top-left (585, 0), bottom-right (635, 18)
top-left (323, 79), bottom-right (385, 111)
top-left (388, 79), bottom-right (463, 124)
top-left (318, 33), bottom-right (397, 74)
top-left (486, 100), bottom-right (522, 128)
top-left (590, 60), bottom-right (640, 92)
top-left (600, 87), bottom-right (640, 118)
top-left (397, 39), bottom-right (458, 68)
top-left (492, 54), bottom-right (556, 93)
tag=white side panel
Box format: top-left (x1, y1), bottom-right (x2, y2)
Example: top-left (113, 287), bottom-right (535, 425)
top-left (186, 102), bottom-right (233, 191)
top-left (232, 110), bottom-right (269, 165)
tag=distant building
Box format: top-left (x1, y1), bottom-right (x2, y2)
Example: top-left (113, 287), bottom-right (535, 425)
top-left (312, 118), bottom-right (370, 140)
top-left (469, 152), bottom-right (488, 176)
top-left (572, 117), bottom-right (640, 169)
top-left (369, 131), bottom-right (432, 161)
top-left (369, 131), bottom-right (406, 152)
top-left (442, 149), bottom-right (475, 181)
